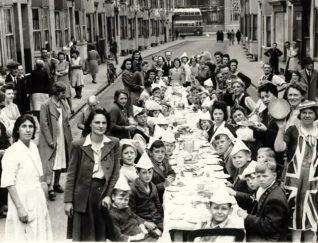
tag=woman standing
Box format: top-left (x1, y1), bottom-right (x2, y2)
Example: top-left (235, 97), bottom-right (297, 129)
top-left (121, 58), bottom-right (143, 115)
top-left (0, 84), bottom-right (21, 138)
top-left (87, 45), bottom-right (100, 84)
top-left (38, 82), bottom-right (72, 201)
top-left (1, 115), bottom-right (52, 241)
top-left (169, 58), bottom-right (184, 86)
top-left (131, 50), bottom-right (143, 72)
top-left (274, 100), bottom-right (318, 242)
top-left (64, 109), bottom-right (120, 241)
top-left (55, 52), bottom-right (73, 114)
top-left (286, 41), bottom-right (300, 82)
top-left (284, 82), bottom-right (307, 128)
top-left (109, 90), bottom-right (136, 139)
top-left (70, 50), bottom-right (84, 99)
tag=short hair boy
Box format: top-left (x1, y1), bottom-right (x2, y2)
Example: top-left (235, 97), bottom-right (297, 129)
top-left (129, 152), bottom-right (163, 238)
top-left (239, 162), bottom-right (289, 241)
top-left (195, 189), bottom-right (242, 241)
top-left (147, 139), bottom-right (175, 203)
top-left (109, 178), bottom-right (148, 242)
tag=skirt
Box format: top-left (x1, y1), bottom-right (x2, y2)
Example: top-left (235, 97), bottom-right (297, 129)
top-left (67, 179), bottom-right (115, 241)
top-left (30, 93), bottom-right (49, 111)
top-left (87, 60), bottom-right (99, 75)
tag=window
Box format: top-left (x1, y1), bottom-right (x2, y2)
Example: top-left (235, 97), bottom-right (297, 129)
top-left (86, 14), bottom-right (92, 42)
top-left (315, 9), bottom-right (318, 57)
top-left (4, 8), bottom-right (15, 60)
top-left (64, 10), bottom-right (69, 45)
top-left (128, 18), bottom-right (135, 40)
top-left (43, 8), bottom-right (50, 49)
top-left (98, 13), bottom-right (104, 38)
top-left (32, 8), bottom-right (42, 51)
top-left (151, 19), bottom-right (155, 36)
top-left (252, 14), bottom-right (257, 41)
top-left (266, 16), bottom-right (271, 47)
top-left (55, 12), bottom-right (62, 48)
top-left (143, 20), bottom-right (149, 38)
top-left (75, 11), bottom-right (81, 40)
top-left (120, 16), bottom-right (126, 39)
top-left (138, 18), bottom-right (143, 37)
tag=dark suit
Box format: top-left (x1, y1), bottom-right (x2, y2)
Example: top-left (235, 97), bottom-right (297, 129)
top-left (244, 182), bottom-right (289, 242)
top-left (150, 156), bottom-right (176, 203)
top-left (299, 68), bottom-right (318, 101)
top-left (163, 61), bottom-right (174, 77)
top-left (129, 178), bottom-right (163, 230)
top-left (5, 74), bottom-right (17, 89)
top-left (264, 48), bottom-right (283, 74)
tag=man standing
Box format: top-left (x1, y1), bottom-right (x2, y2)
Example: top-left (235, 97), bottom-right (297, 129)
top-left (259, 63), bottom-right (286, 91)
top-left (109, 37), bottom-right (118, 65)
top-left (5, 61), bottom-right (20, 88)
top-left (162, 51), bottom-right (174, 77)
top-left (264, 43), bottom-right (283, 75)
top-left (40, 48), bottom-right (56, 92)
top-left (299, 57), bottom-right (318, 101)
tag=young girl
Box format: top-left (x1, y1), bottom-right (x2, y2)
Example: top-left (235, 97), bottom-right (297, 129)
top-left (147, 140), bottom-right (175, 203)
top-left (119, 139), bottom-right (138, 184)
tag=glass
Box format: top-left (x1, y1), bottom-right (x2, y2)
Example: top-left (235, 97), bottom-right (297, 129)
top-left (6, 36), bottom-right (15, 60)
top-left (32, 9), bottom-right (40, 30)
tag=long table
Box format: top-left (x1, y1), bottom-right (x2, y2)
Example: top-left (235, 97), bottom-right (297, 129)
top-left (158, 85), bottom-right (244, 242)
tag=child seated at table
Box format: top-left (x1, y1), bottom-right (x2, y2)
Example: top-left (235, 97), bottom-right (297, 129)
top-left (119, 139), bottom-right (138, 185)
top-left (161, 130), bottom-right (176, 158)
top-left (227, 160), bottom-right (259, 213)
top-left (195, 188), bottom-right (242, 242)
top-left (129, 152), bottom-right (163, 238)
top-left (229, 139), bottom-right (254, 189)
top-left (109, 177), bottom-right (148, 242)
top-left (238, 161), bottom-right (289, 241)
top-left (148, 139), bottom-right (176, 203)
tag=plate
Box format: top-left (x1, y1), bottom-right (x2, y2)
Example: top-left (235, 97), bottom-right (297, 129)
top-left (165, 186), bottom-right (180, 192)
top-left (215, 174), bottom-right (231, 179)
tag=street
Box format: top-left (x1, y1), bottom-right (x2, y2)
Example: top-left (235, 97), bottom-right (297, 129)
top-left (0, 36), bottom-right (263, 241)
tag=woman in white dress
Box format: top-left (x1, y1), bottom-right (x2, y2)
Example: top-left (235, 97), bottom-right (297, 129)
top-left (70, 50), bottom-right (84, 99)
top-left (1, 115), bottom-right (52, 241)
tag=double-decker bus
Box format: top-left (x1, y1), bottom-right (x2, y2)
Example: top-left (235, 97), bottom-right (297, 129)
top-left (173, 8), bottom-right (203, 36)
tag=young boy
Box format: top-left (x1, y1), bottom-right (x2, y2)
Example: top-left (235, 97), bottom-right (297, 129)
top-left (147, 139), bottom-right (176, 203)
top-left (230, 139), bottom-right (253, 188)
top-left (161, 130), bottom-right (176, 158)
top-left (238, 161), bottom-right (289, 241)
top-left (256, 147), bottom-right (276, 163)
top-left (195, 188), bottom-right (241, 242)
top-left (109, 177), bottom-right (148, 242)
top-left (129, 152), bottom-right (163, 237)
top-left (227, 160), bottom-right (259, 213)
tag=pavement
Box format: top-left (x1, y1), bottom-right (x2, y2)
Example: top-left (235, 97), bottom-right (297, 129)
top-left (69, 39), bottom-right (188, 119)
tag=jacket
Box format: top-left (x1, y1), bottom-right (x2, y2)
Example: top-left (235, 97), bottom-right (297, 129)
top-left (299, 69), bottom-right (318, 101)
top-left (108, 102), bottom-right (130, 139)
top-left (64, 136), bottom-right (120, 213)
top-left (129, 178), bottom-right (163, 228)
top-left (150, 156), bottom-right (176, 202)
top-left (38, 98), bottom-right (72, 183)
top-left (244, 182), bottom-right (289, 242)
top-left (109, 206), bottom-right (144, 241)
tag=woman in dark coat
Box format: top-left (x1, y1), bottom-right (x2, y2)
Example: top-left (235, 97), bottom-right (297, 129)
top-left (64, 109), bottom-right (120, 241)
top-left (108, 90), bottom-right (136, 139)
top-left (38, 82), bottom-right (72, 201)
top-left (121, 58), bottom-right (143, 115)
top-left (131, 50), bottom-right (143, 73)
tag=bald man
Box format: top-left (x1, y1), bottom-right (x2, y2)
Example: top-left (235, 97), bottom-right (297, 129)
top-left (77, 95), bottom-right (100, 137)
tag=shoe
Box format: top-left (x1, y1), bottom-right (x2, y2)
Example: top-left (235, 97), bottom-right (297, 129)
top-left (53, 185), bottom-right (64, 193)
top-left (92, 81), bottom-right (96, 84)
top-left (71, 109), bottom-right (75, 115)
top-left (48, 190), bottom-right (56, 201)
top-left (74, 95), bottom-right (79, 98)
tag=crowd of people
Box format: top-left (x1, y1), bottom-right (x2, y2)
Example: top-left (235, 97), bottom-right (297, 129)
top-left (0, 39), bottom-right (317, 243)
